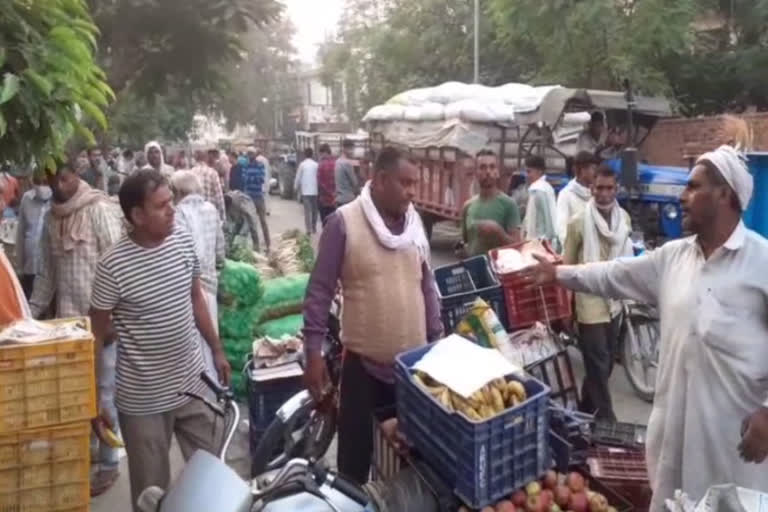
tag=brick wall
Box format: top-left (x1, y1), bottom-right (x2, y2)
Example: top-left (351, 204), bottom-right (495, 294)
top-left (640, 113), bottom-right (768, 167)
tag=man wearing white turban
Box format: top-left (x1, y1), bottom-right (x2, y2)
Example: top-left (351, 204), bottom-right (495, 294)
top-left (524, 145), bottom-right (768, 509)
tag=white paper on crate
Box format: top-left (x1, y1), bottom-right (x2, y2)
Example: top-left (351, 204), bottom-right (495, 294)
top-left (411, 334), bottom-right (521, 398)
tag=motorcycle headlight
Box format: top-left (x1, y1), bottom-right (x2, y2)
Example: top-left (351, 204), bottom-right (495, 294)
top-left (663, 204), bottom-right (678, 220)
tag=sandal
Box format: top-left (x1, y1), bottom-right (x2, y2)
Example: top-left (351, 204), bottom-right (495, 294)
top-left (90, 468), bottom-right (120, 497)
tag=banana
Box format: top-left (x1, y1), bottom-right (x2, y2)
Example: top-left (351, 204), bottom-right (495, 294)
top-left (490, 386), bottom-right (505, 413)
top-left (481, 384), bottom-right (494, 406)
top-left (438, 388), bottom-right (454, 411)
top-left (463, 406), bottom-right (482, 421)
top-left (469, 389), bottom-right (485, 407)
top-left (507, 380), bottom-right (527, 402)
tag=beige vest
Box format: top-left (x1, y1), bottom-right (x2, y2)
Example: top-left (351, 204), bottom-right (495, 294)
top-left (339, 199), bottom-right (427, 364)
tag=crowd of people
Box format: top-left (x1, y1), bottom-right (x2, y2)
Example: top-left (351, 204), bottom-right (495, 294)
top-left (1, 124), bottom-right (768, 511)
top-left (0, 140), bottom-right (279, 508)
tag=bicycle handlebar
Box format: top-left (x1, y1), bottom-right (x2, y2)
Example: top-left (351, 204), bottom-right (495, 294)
top-left (200, 370), bottom-right (232, 401)
top-left (329, 473), bottom-right (369, 506)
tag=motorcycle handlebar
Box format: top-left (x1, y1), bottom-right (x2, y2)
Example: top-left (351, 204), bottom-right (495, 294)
top-left (200, 371), bottom-right (232, 401)
top-left (329, 474), bottom-right (370, 506)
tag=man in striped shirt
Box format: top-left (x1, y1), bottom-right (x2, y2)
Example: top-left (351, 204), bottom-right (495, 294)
top-left (89, 169), bottom-right (231, 511)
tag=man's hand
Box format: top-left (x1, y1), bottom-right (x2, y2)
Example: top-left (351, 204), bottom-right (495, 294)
top-left (213, 349), bottom-right (232, 387)
top-left (304, 351), bottom-right (331, 406)
top-left (739, 407), bottom-right (768, 463)
top-left (518, 253), bottom-right (558, 287)
top-left (380, 418), bottom-right (409, 456)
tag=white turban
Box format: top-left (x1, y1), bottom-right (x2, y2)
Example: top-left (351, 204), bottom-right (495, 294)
top-left (696, 145), bottom-right (753, 210)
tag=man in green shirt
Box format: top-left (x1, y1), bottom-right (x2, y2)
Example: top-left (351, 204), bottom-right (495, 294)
top-left (460, 149), bottom-right (521, 257)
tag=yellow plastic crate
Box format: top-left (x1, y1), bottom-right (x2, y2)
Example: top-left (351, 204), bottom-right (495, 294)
top-left (0, 422), bottom-right (90, 512)
top-left (0, 318), bottom-right (96, 433)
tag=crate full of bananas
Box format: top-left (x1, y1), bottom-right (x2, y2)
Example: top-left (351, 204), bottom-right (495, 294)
top-left (395, 342), bottom-right (552, 509)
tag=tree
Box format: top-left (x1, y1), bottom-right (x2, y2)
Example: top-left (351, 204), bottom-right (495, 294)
top-left (90, 0), bottom-right (282, 99)
top-left (215, 16), bottom-right (300, 135)
top-left (489, 0), bottom-right (696, 96)
top-left (0, 0), bottom-right (113, 169)
top-left (320, 0), bottom-right (526, 122)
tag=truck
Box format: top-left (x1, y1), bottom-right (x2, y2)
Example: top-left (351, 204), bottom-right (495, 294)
top-left (359, 82), bottom-right (689, 247)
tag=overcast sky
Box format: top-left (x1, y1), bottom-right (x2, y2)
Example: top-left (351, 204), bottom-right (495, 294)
top-left (284, 0), bottom-right (344, 65)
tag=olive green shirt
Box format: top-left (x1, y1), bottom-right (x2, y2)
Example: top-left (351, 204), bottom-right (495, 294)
top-left (461, 192), bottom-right (521, 257)
top-left (563, 208), bottom-right (631, 324)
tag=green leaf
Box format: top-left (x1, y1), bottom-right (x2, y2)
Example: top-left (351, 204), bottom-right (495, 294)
top-left (78, 99), bottom-right (108, 130)
top-left (23, 70), bottom-right (54, 98)
top-left (73, 122), bottom-right (96, 146)
top-left (0, 73), bottom-right (21, 105)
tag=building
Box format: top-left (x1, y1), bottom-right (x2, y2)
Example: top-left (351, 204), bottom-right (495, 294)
top-left (290, 67), bottom-right (348, 131)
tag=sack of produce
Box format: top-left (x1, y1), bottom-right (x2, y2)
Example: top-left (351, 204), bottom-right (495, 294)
top-left (218, 259), bottom-right (264, 308)
top-left (256, 314), bottom-right (304, 339)
top-left (219, 306), bottom-right (259, 339)
top-left (257, 274), bottom-right (309, 322)
top-left (455, 297), bottom-right (511, 349)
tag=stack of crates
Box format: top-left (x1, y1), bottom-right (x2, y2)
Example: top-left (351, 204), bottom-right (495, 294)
top-left (0, 317), bottom-right (96, 512)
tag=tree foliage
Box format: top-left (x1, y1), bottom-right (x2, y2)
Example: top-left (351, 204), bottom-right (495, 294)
top-left (90, 0), bottom-right (283, 99)
top-left (0, 0), bottom-right (113, 170)
top-left (215, 16), bottom-right (299, 134)
top-left (319, 0), bottom-right (524, 120)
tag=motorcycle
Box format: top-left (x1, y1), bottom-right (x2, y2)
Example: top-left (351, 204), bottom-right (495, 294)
top-left (137, 371), bottom-right (371, 512)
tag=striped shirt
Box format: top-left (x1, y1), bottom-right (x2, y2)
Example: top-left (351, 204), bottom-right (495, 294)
top-left (91, 227), bottom-right (207, 415)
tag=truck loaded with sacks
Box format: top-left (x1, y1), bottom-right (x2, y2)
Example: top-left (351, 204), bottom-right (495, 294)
top-left (359, 81), bottom-right (692, 248)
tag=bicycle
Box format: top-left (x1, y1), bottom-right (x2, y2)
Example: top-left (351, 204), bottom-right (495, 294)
top-left (618, 300), bottom-right (659, 403)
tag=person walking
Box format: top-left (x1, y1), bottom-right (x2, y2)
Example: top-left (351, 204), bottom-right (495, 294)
top-left (556, 151), bottom-right (596, 247)
top-left (295, 147), bottom-right (320, 235)
top-left (224, 190), bottom-right (262, 253)
top-left (15, 172), bottom-right (52, 297)
top-left (562, 165), bottom-right (632, 420)
top-left (171, 171), bottom-right (226, 380)
top-left (459, 149), bottom-right (522, 257)
top-left (523, 145), bottom-right (768, 510)
top-left (255, 148), bottom-right (271, 215)
top-left (522, 155), bottom-right (559, 251)
top-left (29, 163), bottom-right (125, 497)
top-left (189, 150), bottom-right (225, 221)
top-left (335, 139), bottom-right (360, 207)
top-left (142, 141), bottom-right (175, 180)
top-left (89, 169), bottom-right (231, 512)
top-left (317, 143), bottom-right (337, 225)
top-left (230, 146), bottom-right (270, 251)
top-left (303, 146), bottom-right (442, 485)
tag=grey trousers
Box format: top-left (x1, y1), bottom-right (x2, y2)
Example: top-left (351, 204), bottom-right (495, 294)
top-left (577, 316), bottom-right (621, 421)
top-left (302, 195), bottom-right (319, 234)
top-left (119, 398), bottom-right (221, 511)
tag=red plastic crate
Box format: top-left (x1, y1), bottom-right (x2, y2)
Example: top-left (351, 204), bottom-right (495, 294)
top-left (587, 447), bottom-right (652, 512)
top-left (489, 242), bottom-right (572, 329)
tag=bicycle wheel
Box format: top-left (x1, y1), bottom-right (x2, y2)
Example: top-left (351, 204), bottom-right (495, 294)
top-left (621, 313), bottom-right (659, 403)
top-left (250, 390), bottom-right (337, 477)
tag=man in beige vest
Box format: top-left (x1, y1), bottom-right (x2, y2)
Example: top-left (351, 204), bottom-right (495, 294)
top-left (302, 146), bottom-right (443, 484)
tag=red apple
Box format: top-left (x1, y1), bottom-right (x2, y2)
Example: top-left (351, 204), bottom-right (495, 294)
top-left (566, 472), bottom-right (586, 493)
top-left (540, 489), bottom-right (554, 509)
top-left (543, 470), bottom-right (558, 490)
top-left (526, 494), bottom-right (545, 512)
top-left (496, 500), bottom-right (517, 512)
top-left (588, 493), bottom-right (608, 512)
top-left (554, 485), bottom-right (571, 507)
top-left (568, 492), bottom-right (589, 512)
top-left (512, 490), bottom-right (528, 507)
top-left (526, 481), bottom-right (542, 496)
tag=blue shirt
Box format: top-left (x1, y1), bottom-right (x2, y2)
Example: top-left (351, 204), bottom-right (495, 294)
top-left (232, 159), bottom-right (265, 201)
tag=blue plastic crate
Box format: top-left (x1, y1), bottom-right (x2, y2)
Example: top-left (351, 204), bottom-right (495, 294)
top-left (395, 343), bottom-right (551, 509)
top-left (434, 255), bottom-right (508, 332)
top-left (245, 362), bottom-right (304, 458)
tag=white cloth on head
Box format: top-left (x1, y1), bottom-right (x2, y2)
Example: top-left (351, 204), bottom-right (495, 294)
top-left (696, 145), bottom-right (752, 210)
top-left (142, 141), bottom-right (175, 179)
top-left (359, 180), bottom-right (430, 264)
top-left (555, 178), bottom-right (591, 247)
top-left (556, 221), bottom-right (768, 511)
top-left (582, 199), bottom-right (633, 263)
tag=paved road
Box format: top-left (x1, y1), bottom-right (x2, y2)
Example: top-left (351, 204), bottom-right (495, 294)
top-left (91, 196), bottom-right (652, 512)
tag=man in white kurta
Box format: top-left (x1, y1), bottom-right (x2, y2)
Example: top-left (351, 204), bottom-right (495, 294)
top-left (525, 145), bottom-right (768, 510)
